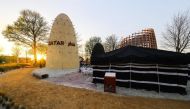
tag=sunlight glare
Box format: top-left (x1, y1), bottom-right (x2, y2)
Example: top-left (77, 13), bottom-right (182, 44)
top-left (37, 54), bottom-right (46, 61)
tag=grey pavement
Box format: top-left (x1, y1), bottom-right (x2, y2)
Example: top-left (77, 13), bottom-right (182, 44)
top-left (0, 105), bottom-right (5, 109)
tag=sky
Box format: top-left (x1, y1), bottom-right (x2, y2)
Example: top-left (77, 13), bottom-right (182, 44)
top-left (0, 0), bottom-right (190, 55)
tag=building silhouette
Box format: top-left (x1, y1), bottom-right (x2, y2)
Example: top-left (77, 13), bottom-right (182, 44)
top-left (120, 28), bottom-right (157, 49)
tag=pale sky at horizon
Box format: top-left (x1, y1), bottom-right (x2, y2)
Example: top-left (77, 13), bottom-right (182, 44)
top-left (0, 0), bottom-right (190, 55)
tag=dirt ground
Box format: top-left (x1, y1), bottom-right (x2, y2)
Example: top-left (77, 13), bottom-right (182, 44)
top-left (0, 68), bottom-right (190, 109)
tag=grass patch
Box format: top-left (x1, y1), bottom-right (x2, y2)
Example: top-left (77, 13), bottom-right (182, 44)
top-left (0, 68), bottom-right (190, 109)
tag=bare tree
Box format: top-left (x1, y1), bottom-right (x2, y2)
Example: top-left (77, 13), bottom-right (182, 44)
top-left (85, 36), bottom-right (102, 57)
top-left (0, 46), bottom-right (3, 55)
top-left (163, 11), bottom-right (190, 53)
top-left (2, 9), bottom-right (49, 64)
top-left (12, 44), bottom-right (21, 63)
top-left (104, 34), bottom-right (118, 52)
top-left (76, 34), bottom-right (83, 57)
top-left (37, 43), bottom-right (48, 56)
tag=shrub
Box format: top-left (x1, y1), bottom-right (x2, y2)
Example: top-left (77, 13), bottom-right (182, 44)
top-left (0, 63), bottom-right (30, 72)
top-left (91, 43), bottom-right (105, 65)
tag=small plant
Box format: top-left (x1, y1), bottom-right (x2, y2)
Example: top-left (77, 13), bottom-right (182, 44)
top-left (0, 96), bottom-right (3, 103)
top-left (0, 93), bottom-right (25, 109)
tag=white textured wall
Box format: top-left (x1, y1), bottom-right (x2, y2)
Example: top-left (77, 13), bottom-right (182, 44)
top-left (46, 13), bottom-right (79, 69)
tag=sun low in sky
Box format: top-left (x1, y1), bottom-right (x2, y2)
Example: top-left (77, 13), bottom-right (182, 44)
top-left (0, 0), bottom-right (190, 56)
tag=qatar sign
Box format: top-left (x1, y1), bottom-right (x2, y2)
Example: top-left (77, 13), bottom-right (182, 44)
top-left (48, 41), bottom-right (75, 46)
top-left (46, 13), bottom-right (79, 69)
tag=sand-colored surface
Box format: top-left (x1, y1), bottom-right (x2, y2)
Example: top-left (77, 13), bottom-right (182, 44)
top-left (0, 68), bottom-right (190, 109)
top-left (46, 13), bottom-right (79, 69)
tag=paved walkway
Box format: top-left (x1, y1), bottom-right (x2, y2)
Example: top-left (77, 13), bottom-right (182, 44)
top-left (45, 72), bottom-right (96, 90)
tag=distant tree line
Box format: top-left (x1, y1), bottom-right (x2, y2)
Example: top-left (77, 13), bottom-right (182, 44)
top-left (85, 35), bottom-right (120, 58)
top-left (0, 56), bottom-right (19, 63)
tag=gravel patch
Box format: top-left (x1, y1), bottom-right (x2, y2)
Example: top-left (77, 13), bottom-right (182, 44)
top-left (32, 68), bottom-right (79, 77)
top-left (44, 72), bottom-right (96, 90)
top-left (43, 70), bottom-right (190, 101)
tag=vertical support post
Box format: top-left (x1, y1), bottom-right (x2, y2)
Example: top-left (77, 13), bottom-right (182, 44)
top-left (109, 63), bottom-right (111, 72)
top-left (129, 63), bottom-right (131, 88)
top-left (156, 64), bottom-right (160, 94)
top-left (188, 64), bottom-right (190, 80)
